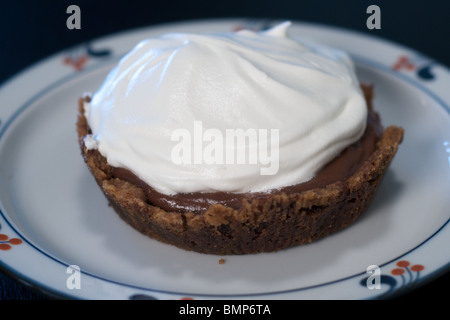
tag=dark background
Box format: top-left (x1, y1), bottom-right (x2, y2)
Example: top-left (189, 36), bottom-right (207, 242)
top-left (0, 0), bottom-right (449, 301)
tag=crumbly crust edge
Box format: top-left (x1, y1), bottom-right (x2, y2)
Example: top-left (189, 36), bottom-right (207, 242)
top-left (76, 91), bottom-right (404, 255)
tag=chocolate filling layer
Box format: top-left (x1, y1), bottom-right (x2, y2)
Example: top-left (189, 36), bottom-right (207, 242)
top-left (110, 86), bottom-right (382, 214)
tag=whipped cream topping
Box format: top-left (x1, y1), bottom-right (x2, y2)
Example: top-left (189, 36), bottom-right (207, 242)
top-left (83, 22), bottom-right (367, 195)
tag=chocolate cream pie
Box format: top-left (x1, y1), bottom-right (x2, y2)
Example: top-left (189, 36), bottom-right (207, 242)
top-left (77, 22), bottom-right (403, 255)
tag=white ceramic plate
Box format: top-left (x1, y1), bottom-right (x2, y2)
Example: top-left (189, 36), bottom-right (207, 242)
top-left (0, 19), bottom-right (449, 300)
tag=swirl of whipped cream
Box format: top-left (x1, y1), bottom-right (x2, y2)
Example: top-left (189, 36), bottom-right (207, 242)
top-left (83, 21), bottom-right (367, 195)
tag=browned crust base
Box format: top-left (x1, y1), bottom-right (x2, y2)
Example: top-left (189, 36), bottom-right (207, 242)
top-left (76, 92), bottom-right (404, 255)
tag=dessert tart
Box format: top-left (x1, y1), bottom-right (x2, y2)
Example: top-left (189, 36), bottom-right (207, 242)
top-left (76, 22), bottom-right (403, 255)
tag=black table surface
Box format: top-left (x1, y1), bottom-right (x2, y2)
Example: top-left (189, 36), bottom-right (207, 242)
top-left (1, 0), bottom-right (449, 301)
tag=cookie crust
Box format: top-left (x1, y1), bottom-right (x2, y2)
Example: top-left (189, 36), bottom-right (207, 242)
top-left (76, 87), bottom-right (403, 255)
